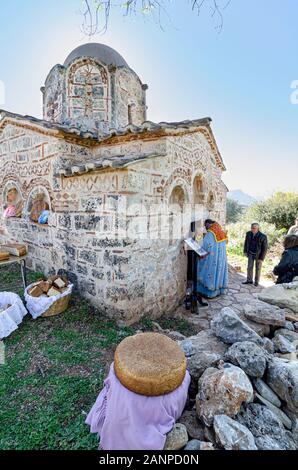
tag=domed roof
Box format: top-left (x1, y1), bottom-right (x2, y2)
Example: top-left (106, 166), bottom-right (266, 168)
top-left (63, 43), bottom-right (129, 68)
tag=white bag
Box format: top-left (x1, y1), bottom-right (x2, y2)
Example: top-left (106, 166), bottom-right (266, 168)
top-left (24, 283), bottom-right (73, 319)
top-left (0, 292), bottom-right (28, 339)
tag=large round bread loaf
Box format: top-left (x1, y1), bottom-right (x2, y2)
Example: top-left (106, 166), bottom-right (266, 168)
top-left (114, 332), bottom-right (187, 396)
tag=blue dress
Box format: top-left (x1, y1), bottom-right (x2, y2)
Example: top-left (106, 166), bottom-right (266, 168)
top-left (196, 231), bottom-right (228, 298)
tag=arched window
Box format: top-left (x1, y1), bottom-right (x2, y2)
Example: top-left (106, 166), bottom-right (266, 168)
top-left (67, 60), bottom-right (109, 125)
top-left (3, 184), bottom-right (23, 219)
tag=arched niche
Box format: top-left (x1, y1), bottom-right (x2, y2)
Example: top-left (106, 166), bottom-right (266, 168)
top-left (168, 185), bottom-right (189, 244)
top-left (3, 182), bottom-right (23, 218)
top-left (26, 187), bottom-right (51, 225)
top-left (66, 58), bottom-right (110, 129)
top-left (169, 185), bottom-right (187, 211)
top-left (193, 174), bottom-right (207, 205)
top-left (207, 191), bottom-right (216, 211)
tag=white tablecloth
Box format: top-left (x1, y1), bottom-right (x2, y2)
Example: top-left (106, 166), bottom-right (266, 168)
top-left (0, 292), bottom-right (27, 339)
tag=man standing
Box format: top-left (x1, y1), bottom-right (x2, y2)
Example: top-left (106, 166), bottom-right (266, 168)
top-left (288, 217), bottom-right (298, 236)
top-left (243, 223), bottom-right (268, 286)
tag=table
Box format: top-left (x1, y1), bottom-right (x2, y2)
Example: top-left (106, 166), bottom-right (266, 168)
top-left (0, 255), bottom-right (28, 289)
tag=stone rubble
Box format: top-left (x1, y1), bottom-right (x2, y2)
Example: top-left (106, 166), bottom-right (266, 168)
top-left (213, 414), bottom-right (257, 450)
top-left (211, 307), bottom-right (263, 345)
top-left (196, 364), bottom-right (253, 426)
top-left (258, 278), bottom-right (298, 314)
top-left (164, 274), bottom-right (298, 451)
top-left (224, 341), bottom-right (267, 378)
top-left (252, 378), bottom-right (281, 407)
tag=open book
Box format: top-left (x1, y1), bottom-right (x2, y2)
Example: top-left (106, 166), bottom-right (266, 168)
top-left (184, 238), bottom-right (208, 257)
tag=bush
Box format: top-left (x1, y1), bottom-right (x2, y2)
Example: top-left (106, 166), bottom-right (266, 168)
top-left (226, 221), bottom-right (285, 256)
top-left (226, 199), bottom-right (244, 224)
top-left (246, 192), bottom-right (298, 230)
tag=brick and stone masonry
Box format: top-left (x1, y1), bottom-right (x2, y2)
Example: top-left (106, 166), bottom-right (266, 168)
top-left (0, 43), bottom-right (227, 324)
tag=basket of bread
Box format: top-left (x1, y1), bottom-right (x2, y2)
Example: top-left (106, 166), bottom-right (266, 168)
top-left (25, 275), bottom-right (73, 318)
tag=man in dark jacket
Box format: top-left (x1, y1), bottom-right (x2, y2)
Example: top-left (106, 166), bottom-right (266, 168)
top-left (273, 235), bottom-right (298, 284)
top-left (243, 223), bottom-right (268, 286)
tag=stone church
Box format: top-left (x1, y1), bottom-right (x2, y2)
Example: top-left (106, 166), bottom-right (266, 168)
top-left (0, 43), bottom-right (227, 324)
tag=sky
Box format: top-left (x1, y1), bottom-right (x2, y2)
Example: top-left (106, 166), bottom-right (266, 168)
top-left (0, 0), bottom-right (297, 198)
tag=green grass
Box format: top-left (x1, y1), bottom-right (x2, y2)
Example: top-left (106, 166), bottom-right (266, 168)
top-left (0, 265), bottom-right (194, 449)
top-left (0, 266), bottom-right (135, 450)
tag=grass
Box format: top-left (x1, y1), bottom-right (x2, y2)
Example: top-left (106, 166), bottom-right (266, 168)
top-left (0, 264), bottom-right (194, 450)
top-left (0, 265), bottom-right (135, 450)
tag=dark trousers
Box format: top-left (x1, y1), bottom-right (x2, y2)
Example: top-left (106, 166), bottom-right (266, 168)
top-left (247, 254), bottom-right (262, 284)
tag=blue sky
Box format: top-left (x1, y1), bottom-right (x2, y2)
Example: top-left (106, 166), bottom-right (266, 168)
top-left (0, 0), bottom-right (297, 197)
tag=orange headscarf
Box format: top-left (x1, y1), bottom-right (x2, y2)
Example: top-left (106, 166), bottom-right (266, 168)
top-left (208, 222), bottom-right (228, 243)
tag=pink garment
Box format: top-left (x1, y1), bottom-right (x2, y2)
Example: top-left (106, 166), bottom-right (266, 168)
top-left (86, 362), bottom-right (191, 450)
top-left (3, 205), bottom-right (17, 218)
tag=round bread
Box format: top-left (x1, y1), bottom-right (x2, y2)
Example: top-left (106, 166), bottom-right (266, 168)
top-left (114, 332), bottom-right (187, 396)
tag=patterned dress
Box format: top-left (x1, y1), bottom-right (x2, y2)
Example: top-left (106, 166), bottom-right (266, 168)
top-left (196, 223), bottom-right (228, 298)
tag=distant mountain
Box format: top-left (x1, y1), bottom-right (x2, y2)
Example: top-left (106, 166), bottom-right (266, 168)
top-left (228, 190), bottom-right (257, 207)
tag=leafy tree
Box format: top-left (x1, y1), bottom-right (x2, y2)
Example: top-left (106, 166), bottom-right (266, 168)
top-left (226, 198), bottom-right (244, 224)
top-left (247, 192), bottom-right (298, 230)
top-left (81, 0), bottom-right (231, 35)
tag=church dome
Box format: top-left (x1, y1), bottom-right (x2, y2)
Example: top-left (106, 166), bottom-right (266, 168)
top-left (63, 43), bottom-right (129, 68)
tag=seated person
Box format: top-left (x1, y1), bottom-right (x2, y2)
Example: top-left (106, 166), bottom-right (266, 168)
top-left (30, 193), bottom-right (49, 223)
top-left (273, 235), bottom-right (298, 284)
top-left (3, 188), bottom-right (23, 218)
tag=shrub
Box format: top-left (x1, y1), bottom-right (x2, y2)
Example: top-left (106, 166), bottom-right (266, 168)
top-left (246, 192), bottom-right (298, 230)
top-left (226, 199), bottom-right (244, 224)
top-left (226, 221), bottom-right (285, 256)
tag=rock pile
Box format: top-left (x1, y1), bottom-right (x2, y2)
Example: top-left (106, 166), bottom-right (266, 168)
top-left (165, 301), bottom-right (298, 451)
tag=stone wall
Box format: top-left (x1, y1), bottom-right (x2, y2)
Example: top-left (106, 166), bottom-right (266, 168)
top-left (42, 57), bottom-right (147, 135)
top-left (0, 122), bottom-right (226, 324)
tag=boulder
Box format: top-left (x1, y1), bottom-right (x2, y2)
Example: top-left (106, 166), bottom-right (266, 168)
top-left (274, 328), bottom-right (298, 343)
top-left (203, 425), bottom-right (217, 446)
top-left (267, 358), bottom-right (298, 413)
top-left (262, 337), bottom-right (275, 355)
top-left (237, 403), bottom-right (296, 450)
top-left (243, 301), bottom-right (285, 327)
top-left (211, 307), bottom-right (263, 345)
top-left (224, 341), bottom-right (267, 378)
top-left (184, 440), bottom-right (214, 451)
top-left (213, 415), bottom-right (257, 450)
top-left (283, 408), bottom-right (298, 447)
top-left (196, 364), bottom-right (253, 426)
top-left (237, 310), bottom-right (270, 337)
top-left (254, 435), bottom-right (295, 450)
top-left (259, 283), bottom-right (298, 314)
top-left (284, 321), bottom-right (295, 331)
top-left (164, 423), bottom-right (188, 450)
top-left (255, 394), bottom-right (292, 429)
top-left (179, 330), bottom-right (228, 358)
top-left (178, 410), bottom-right (205, 440)
top-left (252, 378), bottom-right (281, 408)
top-left (188, 352), bottom-right (222, 382)
top-left (180, 330), bottom-right (228, 381)
top-left (272, 335), bottom-right (295, 354)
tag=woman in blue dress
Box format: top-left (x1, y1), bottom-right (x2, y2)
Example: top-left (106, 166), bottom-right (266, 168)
top-left (196, 219), bottom-right (229, 299)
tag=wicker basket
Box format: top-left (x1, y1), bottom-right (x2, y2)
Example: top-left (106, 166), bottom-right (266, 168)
top-left (42, 293), bottom-right (71, 318)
